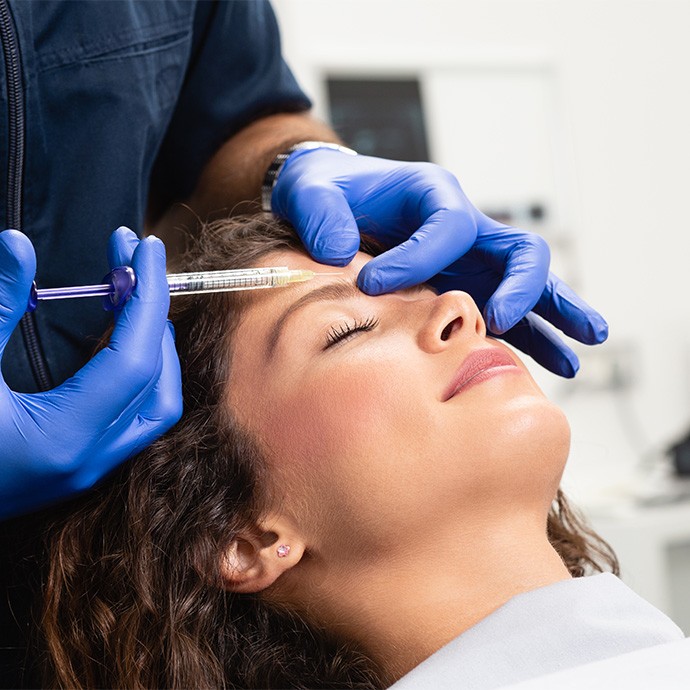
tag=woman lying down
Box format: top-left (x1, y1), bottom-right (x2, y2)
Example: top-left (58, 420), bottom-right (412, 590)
top-left (42, 215), bottom-right (683, 689)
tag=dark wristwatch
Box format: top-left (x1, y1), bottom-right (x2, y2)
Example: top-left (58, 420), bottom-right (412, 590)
top-left (261, 141), bottom-right (357, 212)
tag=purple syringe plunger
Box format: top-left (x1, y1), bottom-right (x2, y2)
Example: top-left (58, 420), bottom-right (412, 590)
top-left (26, 266), bottom-right (137, 313)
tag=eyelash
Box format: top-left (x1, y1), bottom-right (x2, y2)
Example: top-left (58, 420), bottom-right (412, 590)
top-left (325, 316), bottom-right (380, 349)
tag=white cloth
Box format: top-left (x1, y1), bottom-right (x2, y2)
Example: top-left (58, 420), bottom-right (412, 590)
top-left (498, 636), bottom-right (690, 689)
top-left (389, 573), bottom-right (684, 689)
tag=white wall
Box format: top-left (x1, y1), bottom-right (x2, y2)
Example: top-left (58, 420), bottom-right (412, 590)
top-left (272, 0), bottom-right (690, 623)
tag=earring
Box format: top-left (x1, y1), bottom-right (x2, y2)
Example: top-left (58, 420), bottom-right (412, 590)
top-left (276, 544), bottom-right (291, 558)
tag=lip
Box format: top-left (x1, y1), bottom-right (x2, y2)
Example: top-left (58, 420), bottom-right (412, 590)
top-left (443, 347), bottom-right (519, 401)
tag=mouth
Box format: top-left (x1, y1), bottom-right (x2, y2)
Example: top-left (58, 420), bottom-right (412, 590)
top-left (443, 347), bottom-right (519, 401)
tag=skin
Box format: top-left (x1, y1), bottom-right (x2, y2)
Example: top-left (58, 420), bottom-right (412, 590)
top-left (221, 248), bottom-right (573, 684)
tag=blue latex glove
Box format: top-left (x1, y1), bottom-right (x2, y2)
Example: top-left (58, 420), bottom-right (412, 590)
top-left (271, 148), bottom-right (608, 377)
top-left (0, 228), bottom-right (182, 519)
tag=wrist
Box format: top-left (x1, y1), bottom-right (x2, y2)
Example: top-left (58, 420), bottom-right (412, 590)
top-left (261, 141), bottom-right (357, 212)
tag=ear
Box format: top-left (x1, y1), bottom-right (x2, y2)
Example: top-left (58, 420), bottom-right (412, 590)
top-left (219, 515), bottom-right (306, 594)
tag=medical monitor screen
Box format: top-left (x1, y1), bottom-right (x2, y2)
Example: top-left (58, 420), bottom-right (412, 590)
top-left (326, 77), bottom-right (430, 162)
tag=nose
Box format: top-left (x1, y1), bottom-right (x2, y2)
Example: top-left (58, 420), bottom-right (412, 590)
top-left (416, 290), bottom-right (485, 354)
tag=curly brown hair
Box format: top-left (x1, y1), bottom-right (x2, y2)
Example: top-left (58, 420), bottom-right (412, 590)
top-left (42, 215), bottom-right (619, 689)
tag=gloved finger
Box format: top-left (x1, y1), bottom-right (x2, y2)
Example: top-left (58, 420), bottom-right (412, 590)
top-left (107, 228), bottom-right (141, 326)
top-left (107, 226), bottom-right (139, 268)
top-left (496, 313), bottom-right (580, 378)
top-left (283, 184), bottom-right (361, 266)
top-left (77, 322), bottom-right (182, 485)
top-left (127, 321), bottom-right (182, 443)
top-left (0, 230), bottom-right (37, 353)
top-left (358, 206), bottom-right (477, 295)
top-left (57, 236), bottom-right (170, 418)
top-left (532, 273), bottom-right (609, 345)
top-left (481, 233), bottom-right (551, 334)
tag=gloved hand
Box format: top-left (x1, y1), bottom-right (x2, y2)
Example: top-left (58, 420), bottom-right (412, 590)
top-left (0, 228), bottom-right (182, 519)
top-left (271, 148), bottom-right (608, 377)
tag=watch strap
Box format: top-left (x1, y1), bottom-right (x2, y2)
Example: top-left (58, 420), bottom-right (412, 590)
top-left (261, 141), bottom-right (357, 212)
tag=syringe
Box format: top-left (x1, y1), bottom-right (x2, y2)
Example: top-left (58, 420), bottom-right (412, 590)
top-left (26, 266), bottom-right (330, 312)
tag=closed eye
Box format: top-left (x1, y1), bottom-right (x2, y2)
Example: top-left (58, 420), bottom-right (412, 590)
top-left (324, 316), bottom-right (380, 349)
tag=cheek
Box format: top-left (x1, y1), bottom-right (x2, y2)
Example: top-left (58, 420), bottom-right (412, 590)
top-left (253, 343), bottom-right (447, 544)
top-left (264, 342), bottom-right (430, 469)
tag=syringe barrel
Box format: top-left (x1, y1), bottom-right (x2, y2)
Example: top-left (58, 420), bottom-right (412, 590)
top-left (166, 268), bottom-right (295, 295)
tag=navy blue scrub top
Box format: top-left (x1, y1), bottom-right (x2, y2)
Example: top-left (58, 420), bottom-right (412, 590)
top-left (0, 0), bottom-right (310, 393)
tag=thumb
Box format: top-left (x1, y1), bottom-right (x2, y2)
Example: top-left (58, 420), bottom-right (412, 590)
top-left (280, 183), bottom-right (361, 266)
top-left (0, 230), bottom-right (36, 353)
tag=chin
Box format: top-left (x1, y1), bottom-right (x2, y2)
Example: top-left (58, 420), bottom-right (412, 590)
top-left (499, 396), bottom-right (571, 500)
top-left (448, 393), bottom-right (571, 509)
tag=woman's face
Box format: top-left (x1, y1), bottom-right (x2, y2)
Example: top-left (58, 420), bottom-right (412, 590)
top-left (228, 248), bottom-right (570, 564)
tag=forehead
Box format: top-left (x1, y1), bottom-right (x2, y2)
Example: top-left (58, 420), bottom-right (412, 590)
top-left (241, 248), bottom-right (373, 319)
top-left (265, 248), bottom-right (371, 280)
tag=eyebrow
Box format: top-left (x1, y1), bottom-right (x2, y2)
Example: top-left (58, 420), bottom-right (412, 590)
top-left (265, 278), bottom-right (362, 360)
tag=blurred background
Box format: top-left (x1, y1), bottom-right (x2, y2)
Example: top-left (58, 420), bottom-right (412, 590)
top-left (272, 0), bottom-right (690, 632)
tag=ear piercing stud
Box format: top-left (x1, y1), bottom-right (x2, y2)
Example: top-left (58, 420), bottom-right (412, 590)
top-left (276, 544), bottom-right (291, 558)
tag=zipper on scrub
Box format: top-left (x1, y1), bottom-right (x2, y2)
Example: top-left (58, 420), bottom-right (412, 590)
top-left (0, 0), bottom-right (52, 390)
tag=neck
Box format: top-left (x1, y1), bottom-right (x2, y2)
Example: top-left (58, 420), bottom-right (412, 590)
top-left (295, 513), bottom-right (571, 685)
